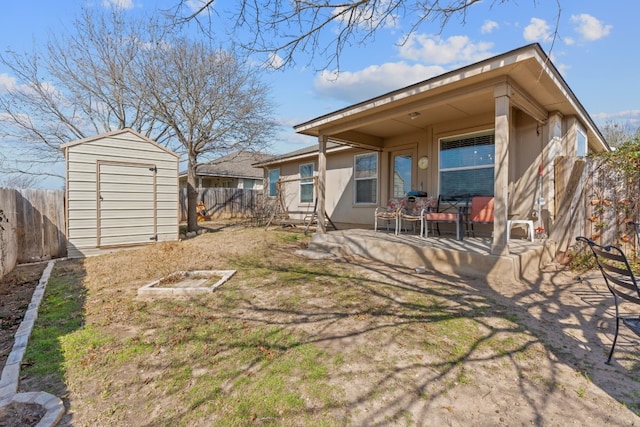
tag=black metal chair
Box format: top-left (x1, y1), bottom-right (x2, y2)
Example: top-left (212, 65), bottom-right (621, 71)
top-left (576, 236), bottom-right (640, 364)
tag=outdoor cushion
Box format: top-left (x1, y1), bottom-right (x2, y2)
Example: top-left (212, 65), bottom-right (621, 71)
top-left (468, 196), bottom-right (494, 223)
top-left (374, 197), bottom-right (408, 235)
top-left (426, 212), bottom-right (459, 221)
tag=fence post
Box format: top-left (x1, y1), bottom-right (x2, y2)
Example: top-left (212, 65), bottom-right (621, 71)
top-left (0, 188), bottom-right (18, 279)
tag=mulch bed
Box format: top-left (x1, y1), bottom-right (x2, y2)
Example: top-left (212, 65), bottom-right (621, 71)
top-left (0, 263), bottom-right (48, 427)
top-left (0, 263), bottom-right (46, 369)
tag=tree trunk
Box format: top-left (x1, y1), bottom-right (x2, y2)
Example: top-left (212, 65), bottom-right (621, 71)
top-left (187, 154), bottom-right (199, 232)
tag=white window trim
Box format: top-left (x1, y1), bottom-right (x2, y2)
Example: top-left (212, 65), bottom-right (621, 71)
top-left (299, 162), bottom-right (315, 204)
top-left (354, 152), bottom-right (378, 205)
top-left (268, 168), bottom-right (280, 198)
top-left (576, 128), bottom-right (587, 157)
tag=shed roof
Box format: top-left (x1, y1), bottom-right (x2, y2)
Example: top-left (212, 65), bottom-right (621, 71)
top-left (61, 128), bottom-right (180, 158)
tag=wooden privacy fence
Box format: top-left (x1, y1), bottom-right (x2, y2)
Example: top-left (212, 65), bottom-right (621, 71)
top-left (0, 188), bottom-right (66, 278)
top-left (179, 188), bottom-right (264, 221)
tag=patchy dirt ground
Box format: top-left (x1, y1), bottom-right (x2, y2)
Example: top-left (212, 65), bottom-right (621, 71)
top-left (2, 223), bottom-right (640, 426)
top-left (0, 263), bottom-right (46, 368)
top-left (0, 402), bottom-right (45, 427)
top-left (0, 262), bottom-right (47, 426)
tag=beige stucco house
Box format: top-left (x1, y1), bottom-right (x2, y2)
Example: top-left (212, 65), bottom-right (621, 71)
top-left (256, 44), bottom-right (608, 256)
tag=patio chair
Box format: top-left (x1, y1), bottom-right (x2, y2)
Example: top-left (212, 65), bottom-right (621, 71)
top-left (576, 236), bottom-right (640, 364)
top-left (399, 196), bottom-right (437, 237)
top-left (465, 196), bottom-right (494, 238)
top-left (374, 197), bottom-right (407, 235)
top-left (424, 194), bottom-right (469, 240)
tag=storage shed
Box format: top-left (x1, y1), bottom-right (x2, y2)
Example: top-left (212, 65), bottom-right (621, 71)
top-left (62, 128), bottom-right (180, 258)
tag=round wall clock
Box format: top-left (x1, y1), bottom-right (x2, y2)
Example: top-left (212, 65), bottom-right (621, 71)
top-left (418, 156), bottom-right (429, 170)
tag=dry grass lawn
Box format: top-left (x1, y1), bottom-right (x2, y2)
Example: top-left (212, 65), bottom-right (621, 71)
top-left (16, 221), bottom-right (640, 426)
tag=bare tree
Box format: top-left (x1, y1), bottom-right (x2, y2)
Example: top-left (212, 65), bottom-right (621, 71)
top-left (0, 9), bottom-right (277, 231)
top-left (600, 120), bottom-right (640, 148)
top-left (142, 41), bottom-right (277, 231)
top-left (0, 10), bottom-right (173, 182)
top-left (169, 0), bottom-right (560, 71)
top-left (0, 173), bottom-right (42, 189)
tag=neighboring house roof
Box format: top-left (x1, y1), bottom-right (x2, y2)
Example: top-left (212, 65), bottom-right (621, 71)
top-left (253, 141), bottom-right (350, 167)
top-left (180, 151), bottom-right (275, 179)
top-left (294, 43), bottom-right (608, 153)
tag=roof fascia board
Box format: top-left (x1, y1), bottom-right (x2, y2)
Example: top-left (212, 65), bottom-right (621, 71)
top-left (294, 45), bottom-right (539, 135)
top-left (255, 144), bottom-right (352, 167)
top-left (313, 78), bottom-right (504, 137)
top-left (529, 47), bottom-right (608, 151)
top-left (503, 78), bottom-right (548, 123)
top-left (328, 130), bottom-right (384, 150)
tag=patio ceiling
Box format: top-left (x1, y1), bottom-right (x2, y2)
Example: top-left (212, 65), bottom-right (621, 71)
top-left (294, 44), bottom-right (606, 152)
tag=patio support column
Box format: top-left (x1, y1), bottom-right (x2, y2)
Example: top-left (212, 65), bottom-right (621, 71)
top-left (492, 86), bottom-right (510, 255)
top-left (545, 112), bottom-right (563, 227)
top-left (317, 135), bottom-right (328, 233)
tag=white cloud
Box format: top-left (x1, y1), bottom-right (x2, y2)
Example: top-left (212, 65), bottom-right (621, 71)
top-left (0, 73), bottom-right (16, 93)
top-left (593, 110), bottom-right (640, 123)
top-left (185, 0), bottom-right (211, 15)
top-left (523, 18), bottom-right (552, 42)
top-left (398, 34), bottom-right (494, 64)
top-left (571, 14), bottom-right (612, 41)
top-left (564, 36), bottom-right (575, 46)
top-left (481, 20), bottom-right (499, 34)
top-left (314, 62), bottom-right (446, 103)
top-left (266, 53), bottom-right (284, 70)
top-left (0, 73), bottom-right (58, 98)
top-left (101, 0), bottom-right (134, 9)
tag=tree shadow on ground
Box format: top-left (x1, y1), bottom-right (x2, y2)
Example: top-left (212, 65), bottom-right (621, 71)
top-left (138, 251), bottom-right (640, 425)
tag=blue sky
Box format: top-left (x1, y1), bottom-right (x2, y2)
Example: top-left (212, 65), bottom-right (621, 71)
top-left (1, 0), bottom-right (638, 189)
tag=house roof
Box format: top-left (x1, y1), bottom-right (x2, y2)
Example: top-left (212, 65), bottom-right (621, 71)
top-left (252, 141), bottom-right (350, 167)
top-left (294, 43), bottom-right (608, 153)
top-left (181, 151), bottom-right (275, 179)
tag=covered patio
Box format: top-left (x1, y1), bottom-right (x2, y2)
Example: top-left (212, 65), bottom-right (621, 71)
top-left (308, 228), bottom-right (553, 285)
top-left (289, 43), bottom-right (608, 267)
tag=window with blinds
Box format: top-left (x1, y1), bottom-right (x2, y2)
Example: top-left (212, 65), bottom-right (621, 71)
top-left (439, 131), bottom-right (495, 196)
top-left (354, 153), bottom-right (378, 204)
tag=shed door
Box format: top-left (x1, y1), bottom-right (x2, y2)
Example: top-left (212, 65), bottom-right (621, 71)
top-left (97, 161), bottom-right (157, 247)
